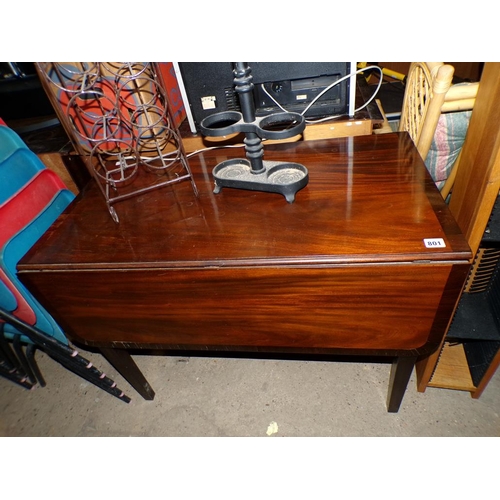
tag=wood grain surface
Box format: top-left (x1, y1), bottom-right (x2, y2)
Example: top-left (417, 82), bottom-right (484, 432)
top-left (18, 132), bottom-right (471, 355)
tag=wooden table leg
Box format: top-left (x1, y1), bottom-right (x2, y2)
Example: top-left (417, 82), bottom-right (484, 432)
top-left (100, 347), bottom-right (155, 400)
top-left (386, 355), bottom-right (417, 413)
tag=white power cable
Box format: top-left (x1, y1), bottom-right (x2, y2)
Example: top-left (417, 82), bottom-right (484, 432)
top-left (116, 65), bottom-right (385, 162)
top-left (260, 65), bottom-right (384, 124)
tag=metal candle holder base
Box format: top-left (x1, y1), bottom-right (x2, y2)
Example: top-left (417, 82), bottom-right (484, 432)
top-left (199, 62), bottom-right (309, 203)
top-left (213, 159), bottom-right (308, 203)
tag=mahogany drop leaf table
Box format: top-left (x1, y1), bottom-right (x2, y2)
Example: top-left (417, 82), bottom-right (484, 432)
top-left (17, 133), bottom-right (471, 412)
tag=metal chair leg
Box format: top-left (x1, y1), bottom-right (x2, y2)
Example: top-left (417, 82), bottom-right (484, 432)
top-left (0, 362), bottom-right (34, 389)
top-left (0, 326), bottom-right (35, 389)
top-left (0, 334), bottom-right (22, 371)
top-left (12, 334), bottom-right (38, 385)
top-left (25, 344), bottom-right (46, 387)
top-left (0, 308), bottom-right (131, 403)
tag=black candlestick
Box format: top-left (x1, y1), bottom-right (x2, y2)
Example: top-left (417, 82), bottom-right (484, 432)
top-left (199, 62), bottom-right (309, 203)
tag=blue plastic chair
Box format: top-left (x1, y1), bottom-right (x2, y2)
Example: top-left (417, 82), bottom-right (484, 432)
top-left (0, 289), bottom-right (42, 387)
top-left (0, 125), bottom-right (30, 162)
top-left (0, 275), bottom-right (17, 313)
top-left (0, 127), bottom-right (45, 205)
top-left (0, 124), bottom-right (131, 401)
top-left (0, 125), bottom-right (74, 385)
top-left (0, 169), bottom-right (71, 331)
top-left (1, 189), bottom-right (75, 345)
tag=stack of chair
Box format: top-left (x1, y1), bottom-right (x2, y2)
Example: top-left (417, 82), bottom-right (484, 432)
top-left (0, 123), bottom-right (130, 402)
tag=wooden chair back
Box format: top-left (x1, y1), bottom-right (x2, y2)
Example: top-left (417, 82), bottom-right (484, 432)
top-left (398, 62), bottom-right (455, 160)
top-left (398, 62), bottom-right (480, 199)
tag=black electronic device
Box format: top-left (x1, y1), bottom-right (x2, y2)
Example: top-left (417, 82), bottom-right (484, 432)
top-left (175, 62), bottom-right (356, 133)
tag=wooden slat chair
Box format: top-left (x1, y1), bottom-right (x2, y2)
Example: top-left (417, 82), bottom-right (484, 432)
top-left (399, 62), bottom-right (455, 160)
top-left (398, 62), bottom-right (479, 199)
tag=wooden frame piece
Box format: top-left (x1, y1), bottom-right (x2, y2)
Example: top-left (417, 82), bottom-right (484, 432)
top-left (417, 63), bottom-right (500, 396)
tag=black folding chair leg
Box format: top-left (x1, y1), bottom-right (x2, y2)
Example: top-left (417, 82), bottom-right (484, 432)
top-left (0, 339), bottom-right (20, 371)
top-left (12, 335), bottom-right (38, 386)
top-left (53, 353), bottom-right (131, 403)
top-left (0, 329), bottom-right (22, 369)
top-left (25, 344), bottom-right (46, 387)
top-left (0, 308), bottom-right (131, 403)
top-left (0, 362), bottom-right (34, 389)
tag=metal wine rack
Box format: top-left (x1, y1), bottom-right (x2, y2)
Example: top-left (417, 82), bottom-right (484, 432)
top-left (36, 62), bottom-right (197, 222)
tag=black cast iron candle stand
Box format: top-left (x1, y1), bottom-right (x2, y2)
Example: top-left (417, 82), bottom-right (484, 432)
top-left (199, 62), bottom-right (309, 203)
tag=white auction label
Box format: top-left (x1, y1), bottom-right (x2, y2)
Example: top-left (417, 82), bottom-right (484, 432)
top-left (423, 238), bottom-right (446, 248)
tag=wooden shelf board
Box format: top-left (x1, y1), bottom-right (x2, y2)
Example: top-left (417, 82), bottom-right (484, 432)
top-left (180, 119), bottom-right (373, 153)
top-left (428, 342), bottom-right (476, 392)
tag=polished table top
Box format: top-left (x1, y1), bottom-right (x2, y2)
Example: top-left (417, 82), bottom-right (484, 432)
top-left (19, 132), bottom-right (470, 272)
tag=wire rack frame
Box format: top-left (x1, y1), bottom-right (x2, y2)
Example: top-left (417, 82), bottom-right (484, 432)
top-left (36, 62), bottom-right (198, 223)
